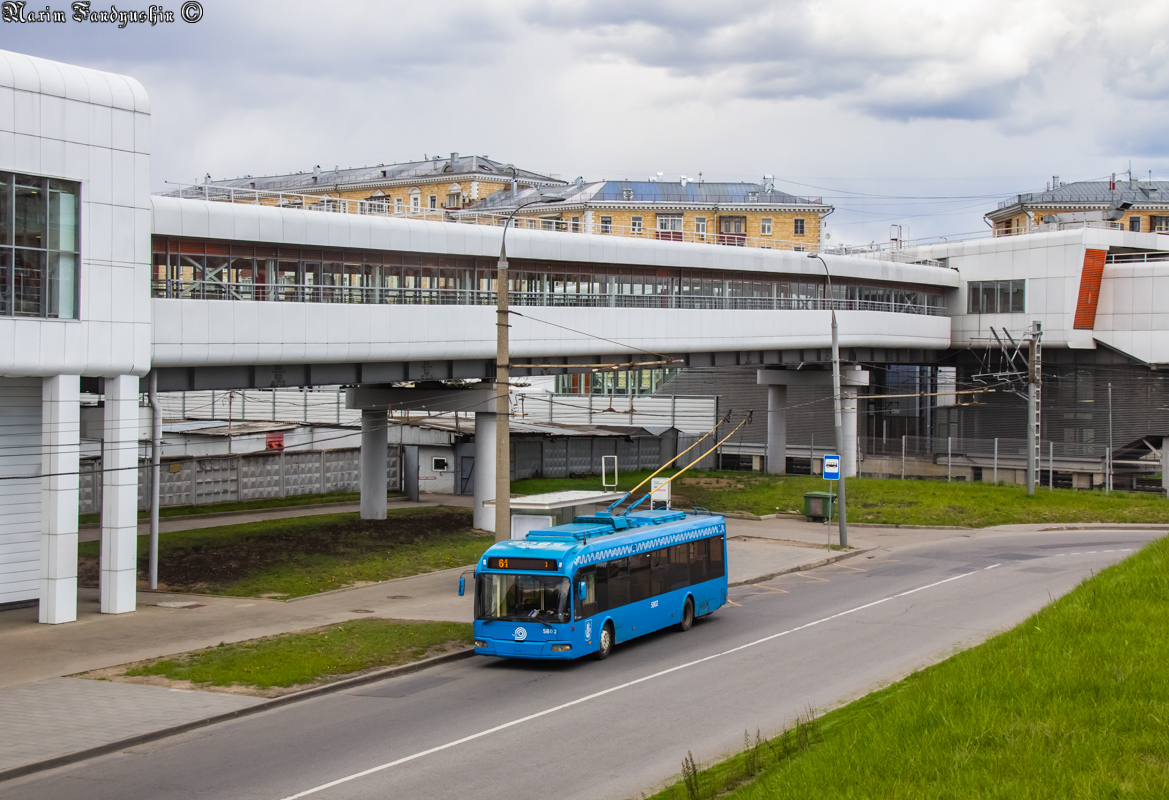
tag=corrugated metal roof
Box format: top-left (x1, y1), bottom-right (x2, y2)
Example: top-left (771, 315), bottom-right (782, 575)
top-left (196, 156), bottom-right (564, 193)
top-left (464, 180), bottom-right (828, 211)
top-left (1003, 180), bottom-right (1169, 208)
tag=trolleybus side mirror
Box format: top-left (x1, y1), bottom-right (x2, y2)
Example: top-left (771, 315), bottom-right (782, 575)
top-left (578, 581), bottom-right (587, 601)
top-left (458, 576), bottom-right (465, 597)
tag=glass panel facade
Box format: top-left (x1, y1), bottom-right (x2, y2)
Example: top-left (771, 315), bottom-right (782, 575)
top-left (1, 172), bottom-right (80, 319)
top-left (967, 280), bottom-right (1025, 314)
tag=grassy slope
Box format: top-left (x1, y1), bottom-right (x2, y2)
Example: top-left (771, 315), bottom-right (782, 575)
top-left (513, 471), bottom-right (1169, 527)
top-left (124, 619), bottom-right (473, 689)
top-left (650, 536), bottom-right (1169, 799)
top-left (78, 507), bottom-right (492, 598)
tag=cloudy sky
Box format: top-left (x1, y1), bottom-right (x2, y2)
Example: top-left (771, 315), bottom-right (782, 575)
top-left (9, 0), bottom-right (1169, 244)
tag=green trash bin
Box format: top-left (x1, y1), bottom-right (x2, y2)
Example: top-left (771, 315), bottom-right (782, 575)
top-left (803, 491), bottom-right (835, 521)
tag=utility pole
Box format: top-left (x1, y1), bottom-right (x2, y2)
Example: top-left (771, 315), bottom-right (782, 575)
top-left (809, 253), bottom-right (847, 547)
top-left (1026, 321), bottom-right (1042, 495)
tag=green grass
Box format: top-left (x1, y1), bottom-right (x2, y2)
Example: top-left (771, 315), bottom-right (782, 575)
top-left (76, 490), bottom-right (389, 526)
top-left (123, 619), bottom-right (473, 689)
top-left (649, 536), bottom-right (1169, 799)
top-left (513, 471), bottom-right (1169, 527)
top-left (77, 507), bottom-right (491, 598)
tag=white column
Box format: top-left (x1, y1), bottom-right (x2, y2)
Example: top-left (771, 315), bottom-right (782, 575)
top-left (1163, 440), bottom-right (1169, 495)
top-left (842, 387), bottom-right (859, 478)
top-left (765, 384), bottom-right (787, 474)
top-left (360, 409), bottom-right (388, 520)
top-left (40, 375), bottom-right (80, 624)
top-left (473, 412), bottom-right (496, 532)
top-left (101, 375), bottom-right (139, 615)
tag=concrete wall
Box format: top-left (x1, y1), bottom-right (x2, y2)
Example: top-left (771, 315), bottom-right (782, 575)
top-left (0, 378), bottom-right (42, 604)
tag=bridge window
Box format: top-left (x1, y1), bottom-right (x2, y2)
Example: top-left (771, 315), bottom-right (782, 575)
top-left (1, 173), bottom-right (80, 319)
top-left (967, 280), bottom-right (1024, 313)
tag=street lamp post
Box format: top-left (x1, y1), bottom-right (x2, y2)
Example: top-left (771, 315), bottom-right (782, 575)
top-left (808, 252), bottom-right (848, 548)
top-left (495, 192), bottom-right (565, 541)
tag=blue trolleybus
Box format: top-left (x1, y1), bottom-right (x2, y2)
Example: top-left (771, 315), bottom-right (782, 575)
top-left (461, 508), bottom-right (728, 660)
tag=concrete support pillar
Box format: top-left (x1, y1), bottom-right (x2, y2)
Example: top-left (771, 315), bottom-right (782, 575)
top-left (474, 412), bottom-right (496, 532)
top-left (40, 375), bottom-right (80, 624)
top-left (765, 384), bottom-right (787, 474)
top-left (360, 409), bottom-right (388, 520)
top-left (1163, 440), bottom-right (1169, 495)
top-left (101, 375), bottom-right (139, 615)
top-left (842, 387), bottom-right (859, 478)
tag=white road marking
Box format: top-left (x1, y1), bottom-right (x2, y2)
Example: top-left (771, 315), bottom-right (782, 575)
top-left (277, 569), bottom-right (986, 800)
top-left (984, 564), bottom-right (1001, 570)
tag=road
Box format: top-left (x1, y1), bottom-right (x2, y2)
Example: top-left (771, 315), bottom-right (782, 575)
top-left (1, 528), bottom-right (1157, 800)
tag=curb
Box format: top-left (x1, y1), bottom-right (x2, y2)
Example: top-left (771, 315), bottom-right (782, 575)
top-left (1038, 524), bottom-right (1169, 532)
top-left (0, 648), bottom-right (474, 785)
top-left (728, 546), bottom-right (871, 587)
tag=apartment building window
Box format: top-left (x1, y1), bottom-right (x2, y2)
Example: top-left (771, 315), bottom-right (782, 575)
top-left (410, 190), bottom-right (420, 211)
top-left (631, 216), bottom-right (643, 234)
top-left (571, 216), bottom-right (581, 232)
top-left (967, 280), bottom-right (1025, 313)
top-left (395, 198), bottom-right (404, 213)
top-left (657, 214), bottom-right (683, 241)
top-left (600, 215), bottom-right (613, 234)
top-left (793, 218), bottom-right (806, 236)
top-left (429, 195), bottom-right (438, 210)
top-left (695, 217), bottom-right (707, 237)
top-left (1, 173), bottom-right (80, 319)
top-left (1129, 217), bottom-right (1142, 232)
top-left (445, 193), bottom-right (462, 208)
top-left (1152, 215), bottom-right (1169, 232)
top-left (761, 217), bottom-right (773, 235)
top-left (793, 246), bottom-right (804, 252)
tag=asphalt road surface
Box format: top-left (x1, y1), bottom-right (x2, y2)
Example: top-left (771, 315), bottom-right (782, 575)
top-left (2, 529), bottom-right (1158, 800)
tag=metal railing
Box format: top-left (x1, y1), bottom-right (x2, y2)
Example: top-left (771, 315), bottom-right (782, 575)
top-left (1106, 251), bottom-right (1169, 264)
top-left (160, 183), bottom-right (926, 264)
top-left (150, 280), bottom-right (947, 315)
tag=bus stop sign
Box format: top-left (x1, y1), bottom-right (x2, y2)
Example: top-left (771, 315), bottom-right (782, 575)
top-left (823, 455), bottom-right (840, 480)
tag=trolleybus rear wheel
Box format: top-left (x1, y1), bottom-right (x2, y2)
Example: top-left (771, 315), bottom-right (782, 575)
top-left (679, 597), bottom-right (695, 632)
top-left (596, 622), bottom-right (614, 660)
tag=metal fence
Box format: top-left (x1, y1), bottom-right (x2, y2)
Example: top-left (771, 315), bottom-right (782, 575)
top-left (79, 447), bottom-right (402, 515)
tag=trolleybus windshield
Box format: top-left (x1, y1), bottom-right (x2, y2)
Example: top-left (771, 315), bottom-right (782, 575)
top-left (476, 574), bottom-right (570, 624)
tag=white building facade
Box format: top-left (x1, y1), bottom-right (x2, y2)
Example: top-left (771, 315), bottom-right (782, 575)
top-left (0, 51), bottom-right (151, 621)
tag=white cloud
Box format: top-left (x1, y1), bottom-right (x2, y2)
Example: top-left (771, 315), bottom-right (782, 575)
top-left (6, 0), bottom-right (1169, 243)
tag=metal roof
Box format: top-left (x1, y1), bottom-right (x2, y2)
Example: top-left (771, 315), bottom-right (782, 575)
top-left (195, 155), bottom-right (565, 193)
top-left (999, 180), bottom-right (1169, 209)
top-left (463, 180), bottom-right (828, 212)
top-left (400, 415), bottom-right (667, 438)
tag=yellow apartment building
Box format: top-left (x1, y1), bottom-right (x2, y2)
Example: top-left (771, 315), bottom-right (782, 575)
top-left (196, 153), bottom-right (566, 215)
top-left (454, 178), bottom-right (833, 251)
top-left (988, 176), bottom-right (1169, 235)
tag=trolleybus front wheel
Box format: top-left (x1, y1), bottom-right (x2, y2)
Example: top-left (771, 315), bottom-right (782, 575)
top-left (596, 622), bottom-right (614, 660)
top-left (679, 597), bottom-right (695, 632)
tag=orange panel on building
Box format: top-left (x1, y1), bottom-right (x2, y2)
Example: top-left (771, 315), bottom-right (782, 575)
top-left (1072, 249), bottom-right (1108, 330)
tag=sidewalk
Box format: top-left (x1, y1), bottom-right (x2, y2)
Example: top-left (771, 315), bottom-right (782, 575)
top-left (0, 504), bottom-right (867, 780)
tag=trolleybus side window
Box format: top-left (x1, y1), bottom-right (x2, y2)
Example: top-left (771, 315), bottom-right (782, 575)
top-left (607, 558), bottom-right (630, 608)
top-left (670, 543), bottom-right (690, 590)
top-left (629, 552), bottom-right (652, 603)
top-left (690, 538), bottom-right (708, 584)
top-left (594, 561), bottom-right (609, 611)
top-left (650, 548), bottom-right (671, 595)
top-left (709, 536), bottom-right (725, 579)
top-left (575, 567), bottom-right (597, 620)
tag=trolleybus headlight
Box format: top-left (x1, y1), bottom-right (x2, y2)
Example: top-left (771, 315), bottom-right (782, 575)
top-left (474, 640), bottom-right (487, 648)
top-left (550, 644), bottom-right (572, 652)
